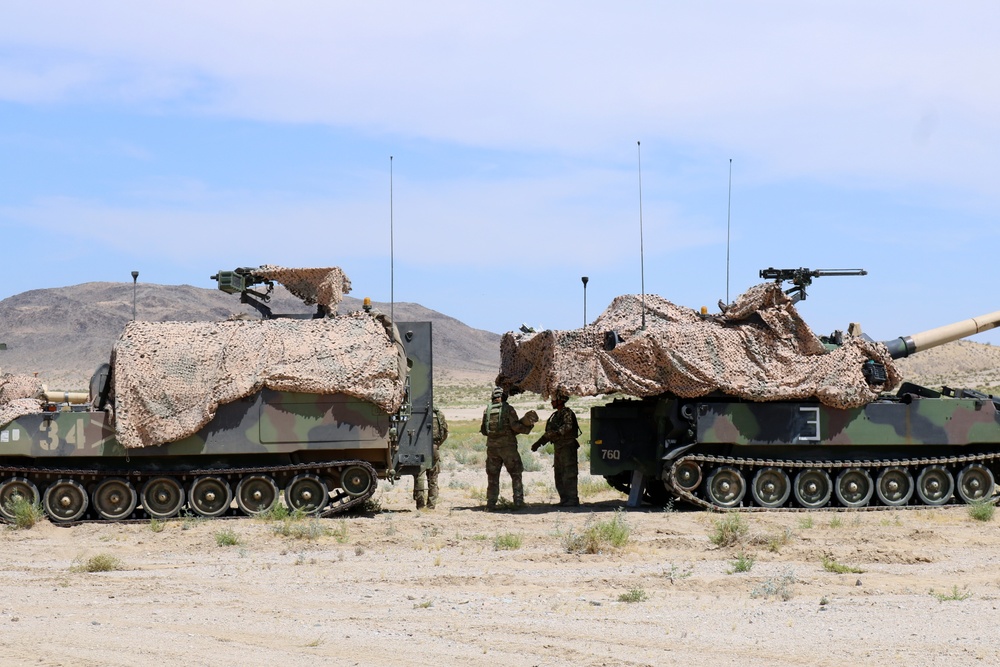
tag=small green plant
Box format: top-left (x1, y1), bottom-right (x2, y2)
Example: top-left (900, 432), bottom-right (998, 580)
top-left (797, 516), bottom-right (814, 529)
top-left (4, 495), bottom-right (44, 530)
top-left (563, 509), bottom-right (630, 554)
top-left (332, 519), bottom-right (350, 544)
top-left (664, 562), bottom-right (693, 583)
top-left (828, 516), bottom-right (843, 529)
top-left (273, 517), bottom-right (330, 540)
top-left (819, 596), bottom-right (830, 606)
top-left (967, 500), bottom-right (995, 522)
top-left (764, 527), bottom-right (794, 553)
top-left (215, 527), bottom-right (240, 546)
top-left (149, 519), bottom-right (166, 533)
top-left (578, 476), bottom-right (612, 498)
top-left (727, 552), bottom-right (755, 574)
top-left (494, 532), bottom-right (523, 551)
top-left (617, 588), bottom-right (648, 603)
top-left (255, 503), bottom-right (292, 521)
top-left (821, 556), bottom-right (864, 574)
top-left (413, 600), bottom-right (433, 609)
top-left (751, 569), bottom-right (796, 601)
top-left (709, 513), bottom-right (749, 547)
top-left (71, 553), bottom-right (124, 573)
top-left (932, 585), bottom-right (972, 602)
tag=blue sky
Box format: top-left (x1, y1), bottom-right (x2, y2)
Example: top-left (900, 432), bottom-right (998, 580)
top-left (2, 2), bottom-right (1000, 345)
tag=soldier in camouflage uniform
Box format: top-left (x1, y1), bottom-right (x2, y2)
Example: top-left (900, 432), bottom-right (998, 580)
top-left (532, 393), bottom-right (580, 506)
top-left (413, 407), bottom-right (448, 510)
top-left (481, 387), bottom-right (537, 510)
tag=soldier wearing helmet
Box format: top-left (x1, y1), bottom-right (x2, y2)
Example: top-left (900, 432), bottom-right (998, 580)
top-left (531, 391), bottom-right (581, 506)
top-left (480, 386), bottom-right (537, 510)
top-left (413, 406), bottom-right (448, 510)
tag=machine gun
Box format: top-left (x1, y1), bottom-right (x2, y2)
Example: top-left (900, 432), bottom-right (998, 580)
top-left (211, 268), bottom-right (277, 319)
top-left (760, 267), bottom-right (867, 303)
top-left (211, 267), bottom-right (325, 320)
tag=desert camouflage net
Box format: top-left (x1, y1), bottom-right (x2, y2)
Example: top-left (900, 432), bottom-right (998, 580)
top-left (252, 266), bottom-right (351, 312)
top-left (0, 373), bottom-right (45, 427)
top-left (497, 283), bottom-right (901, 409)
top-left (111, 312), bottom-right (406, 449)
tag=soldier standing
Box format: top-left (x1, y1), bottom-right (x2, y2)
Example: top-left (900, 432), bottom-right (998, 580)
top-left (413, 407), bottom-right (448, 510)
top-left (481, 387), bottom-right (537, 510)
top-left (532, 393), bottom-right (580, 506)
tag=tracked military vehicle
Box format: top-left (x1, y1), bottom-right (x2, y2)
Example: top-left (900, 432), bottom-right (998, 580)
top-left (0, 266), bottom-right (433, 523)
top-left (498, 268), bottom-right (1000, 510)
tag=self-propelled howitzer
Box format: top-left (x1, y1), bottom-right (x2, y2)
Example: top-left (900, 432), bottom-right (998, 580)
top-left (592, 309), bottom-right (1000, 510)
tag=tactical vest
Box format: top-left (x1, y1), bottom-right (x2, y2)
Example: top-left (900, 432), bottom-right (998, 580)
top-left (485, 403), bottom-right (507, 435)
top-left (431, 409), bottom-right (445, 443)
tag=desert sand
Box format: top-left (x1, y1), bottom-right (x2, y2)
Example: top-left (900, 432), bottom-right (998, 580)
top-left (1, 465), bottom-right (998, 667)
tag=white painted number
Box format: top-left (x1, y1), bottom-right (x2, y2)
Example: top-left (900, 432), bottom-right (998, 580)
top-left (601, 449), bottom-right (621, 460)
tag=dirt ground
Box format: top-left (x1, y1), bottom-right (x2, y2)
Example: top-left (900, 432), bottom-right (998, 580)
top-left (1, 466), bottom-right (998, 667)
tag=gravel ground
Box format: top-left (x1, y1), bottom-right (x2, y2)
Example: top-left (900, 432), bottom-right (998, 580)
top-left (1, 470), bottom-right (998, 667)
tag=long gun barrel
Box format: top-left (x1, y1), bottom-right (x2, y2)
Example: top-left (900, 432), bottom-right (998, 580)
top-left (881, 310), bottom-right (1000, 359)
top-left (760, 267), bottom-right (867, 303)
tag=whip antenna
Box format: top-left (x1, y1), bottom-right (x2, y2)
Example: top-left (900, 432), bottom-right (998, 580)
top-left (637, 141), bottom-right (646, 330)
top-left (390, 155), bottom-right (394, 324)
top-left (726, 158), bottom-right (732, 304)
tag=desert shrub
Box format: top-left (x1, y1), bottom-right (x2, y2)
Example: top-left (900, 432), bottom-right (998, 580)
top-left (215, 527), bottom-right (240, 546)
top-left (821, 556), bottom-right (864, 574)
top-left (148, 519), bottom-right (166, 533)
top-left (664, 562), bottom-right (693, 583)
top-left (617, 588), bottom-right (647, 603)
top-left (727, 552), bottom-right (755, 574)
top-left (751, 569), bottom-right (796, 601)
top-left (494, 532), bottom-right (524, 550)
top-left (967, 500), bottom-right (995, 522)
top-left (273, 517), bottom-right (330, 540)
top-left (578, 476), bottom-right (612, 498)
top-left (932, 585), bottom-right (972, 602)
top-left (564, 509), bottom-right (629, 554)
top-left (709, 513), bottom-right (749, 547)
top-left (71, 553), bottom-right (124, 573)
top-left (4, 496), bottom-right (44, 530)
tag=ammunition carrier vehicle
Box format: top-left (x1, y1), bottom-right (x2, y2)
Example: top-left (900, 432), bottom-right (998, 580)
top-left (0, 267), bottom-right (433, 523)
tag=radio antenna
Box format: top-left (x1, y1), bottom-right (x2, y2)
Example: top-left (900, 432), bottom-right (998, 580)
top-left (390, 155), bottom-right (394, 324)
top-left (726, 158), bottom-right (732, 304)
top-left (637, 141), bottom-right (646, 330)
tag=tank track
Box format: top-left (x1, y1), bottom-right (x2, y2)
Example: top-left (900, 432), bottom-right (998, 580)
top-left (0, 459), bottom-right (378, 525)
top-left (665, 451), bottom-right (1000, 512)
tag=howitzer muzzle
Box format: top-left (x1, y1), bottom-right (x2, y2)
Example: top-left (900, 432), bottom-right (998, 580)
top-left (882, 309), bottom-right (1000, 359)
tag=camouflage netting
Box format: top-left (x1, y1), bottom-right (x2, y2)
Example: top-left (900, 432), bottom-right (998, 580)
top-left (110, 313), bottom-right (406, 449)
top-left (0, 373), bottom-right (45, 427)
top-left (497, 283), bottom-right (902, 409)
top-left (252, 266), bottom-right (352, 312)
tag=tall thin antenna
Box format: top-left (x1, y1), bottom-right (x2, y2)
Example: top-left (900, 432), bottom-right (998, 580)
top-left (637, 141), bottom-right (646, 330)
top-left (390, 155), bottom-right (394, 324)
top-left (726, 158), bottom-right (732, 304)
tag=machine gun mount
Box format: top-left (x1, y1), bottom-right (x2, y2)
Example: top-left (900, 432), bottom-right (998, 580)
top-left (760, 267), bottom-right (868, 303)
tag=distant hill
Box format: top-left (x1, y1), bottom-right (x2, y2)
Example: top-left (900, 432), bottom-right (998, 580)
top-left (0, 282), bottom-right (501, 389)
top-left (1, 281), bottom-right (998, 394)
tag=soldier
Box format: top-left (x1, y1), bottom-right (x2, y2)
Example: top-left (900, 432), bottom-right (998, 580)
top-left (532, 393), bottom-right (580, 506)
top-left (481, 387), bottom-right (537, 510)
top-left (413, 407), bottom-right (448, 510)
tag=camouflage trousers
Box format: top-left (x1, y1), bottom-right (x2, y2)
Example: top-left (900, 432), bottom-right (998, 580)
top-left (485, 443), bottom-right (524, 506)
top-left (413, 443), bottom-right (440, 509)
top-left (553, 441), bottom-right (579, 504)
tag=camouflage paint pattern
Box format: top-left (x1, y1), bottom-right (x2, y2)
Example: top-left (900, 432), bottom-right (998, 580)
top-left (0, 320), bottom-right (435, 481)
top-left (591, 393), bottom-right (1000, 478)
